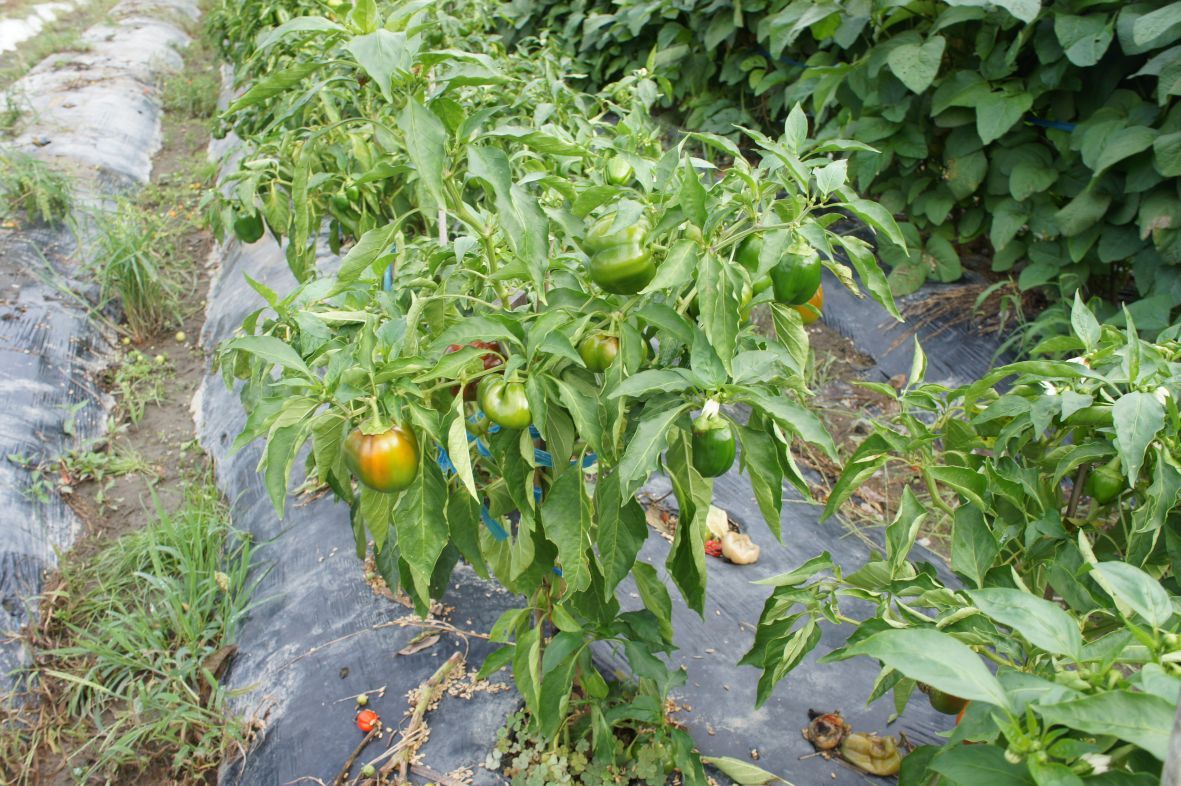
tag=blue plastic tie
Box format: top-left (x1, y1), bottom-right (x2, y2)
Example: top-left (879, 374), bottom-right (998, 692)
top-left (1027, 117), bottom-right (1077, 132)
top-left (382, 254), bottom-right (396, 292)
top-left (480, 505), bottom-right (510, 540)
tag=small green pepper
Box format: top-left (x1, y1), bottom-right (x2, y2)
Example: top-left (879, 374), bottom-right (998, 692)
top-left (691, 401), bottom-right (736, 478)
top-left (581, 213), bottom-right (655, 294)
top-left (578, 332), bottom-right (619, 373)
top-left (478, 376), bottom-right (532, 430)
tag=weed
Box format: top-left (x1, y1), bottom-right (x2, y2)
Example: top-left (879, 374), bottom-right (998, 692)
top-left (0, 477), bottom-right (256, 783)
top-left (0, 149), bottom-right (71, 225)
top-left (9, 438), bottom-right (154, 510)
top-left (0, 90), bottom-right (25, 136)
top-left (106, 349), bottom-right (174, 425)
top-left (162, 63), bottom-right (218, 119)
top-left (91, 199), bottom-right (191, 341)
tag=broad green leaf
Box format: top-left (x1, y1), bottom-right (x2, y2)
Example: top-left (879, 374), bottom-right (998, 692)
top-left (1027, 760), bottom-right (1084, 786)
top-left (542, 466), bottom-right (593, 595)
top-left (930, 745), bottom-right (1033, 786)
top-left (394, 452), bottom-right (450, 601)
top-left (927, 465), bottom-right (987, 509)
top-left (608, 369), bottom-right (693, 400)
top-left (632, 561), bottom-right (674, 643)
top-left (951, 506), bottom-right (1000, 588)
top-left (338, 223), bottom-right (398, 282)
top-left (399, 100), bottom-right (448, 209)
top-left (886, 487), bottom-right (926, 578)
top-left (744, 392), bottom-right (837, 459)
top-left (1135, 3), bottom-right (1181, 46)
top-left (843, 197), bottom-right (905, 248)
top-left (1092, 561), bottom-right (1174, 628)
top-left (736, 425), bottom-right (785, 539)
top-left (1039, 691), bottom-right (1175, 760)
top-left (679, 164), bottom-right (708, 228)
top-left (700, 757), bottom-right (789, 784)
top-left (886, 36), bottom-right (945, 93)
top-left (467, 145), bottom-right (548, 291)
top-left (642, 238), bottom-right (698, 293)
top-left (813, 159), bottom-right (847, 196)
top-left (346, 30), bottom-right (413, 99)
top-left (447, 398), bottom-right (478, 499)
top-left (225, 61), bottom-right (322, 114)
top-left (696, 253), bottom-right (739, 372)
top-left (1055, 189), bottom-right (1112, 237)
top-left (833, 234), bottom-right (901, 320)
top-left (976, 92), bottom-right (1033, 145)
top-left (754, 552), bottom-right (834, 587)
top-left (1054, 14), bottom-right (1114, 67)
top-left (968, 588), bottom-right (1083, 658)
top-left (222, 336), bottom-right (313, 378)
top-left (1070, 291), bottom-right (1101, 349)
top-left (995, 0), bottom-right (1041, 24)
top-left (1112, 391), bottom-right (1165, 481)
top-left (664, 430), bottom-right (710, 615)
top-left (1009, 161), bottom-right (1057, 201)
top-left (617, 405), bottom-right (688, 499)
top-left (595, 471), bottom-right (647, 599)
top-left (840, 628), bottom-right (1012, 710)
top-left (1092, 126), bottom-right (1157, 177)
top-left (1154, 130), bottom-right (1181, 177)
top-left (359, 485), bottom-right (394, 550)
top-left (446, 488), bottom-right (486, 578)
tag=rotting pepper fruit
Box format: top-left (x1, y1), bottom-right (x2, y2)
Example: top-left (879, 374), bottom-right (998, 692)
top-left (582, 212), bottom-right (655, 294)
top-left (478, 375), bottom-right (532, 430)
top-left (840, 733), bottom-right (901, 776)
top-left (769, 237), bottom-right (822, 306)
top-left (578, 332), bottom-right (619, 373)
top-left (691, 400), bottom-right (736, 478)
top-left (343, 426), bottom-right (419, 493)
top-left (1086, 456), bottom-right (1123, 505)
top-left (803, 710), bottom-right (850, 751)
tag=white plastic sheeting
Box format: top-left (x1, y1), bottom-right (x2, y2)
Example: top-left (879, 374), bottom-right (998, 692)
top-left (0, 1), bottom-right (83, 54)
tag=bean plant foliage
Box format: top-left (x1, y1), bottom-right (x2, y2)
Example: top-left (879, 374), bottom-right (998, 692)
top-left (748, 295), bottom-right (1181, 783)
top-left (208, 0), bottom-right (903, 779)
top-left (508, 0), bottom-right (1181, 335)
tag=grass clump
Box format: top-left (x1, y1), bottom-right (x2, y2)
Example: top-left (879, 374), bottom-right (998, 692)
top-left (0, 478), bottom-right (256, 783)
top-left (0, 149), bottom-right (71, 225)
top-left (91, 199), bottom-right (192, 341)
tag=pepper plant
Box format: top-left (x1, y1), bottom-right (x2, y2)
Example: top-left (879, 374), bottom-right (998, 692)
top-left (746, 295), bottom-right (1181, 782)
top-left (508, 0), bottom-right (1181, 338)
top-left (210, 0), bottom-right (904, 778)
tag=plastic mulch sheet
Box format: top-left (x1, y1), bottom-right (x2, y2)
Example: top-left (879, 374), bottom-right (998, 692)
top-left (0, 0), bottom-right (197, 690)
top-left (200, 232), bottom-right (958, 785)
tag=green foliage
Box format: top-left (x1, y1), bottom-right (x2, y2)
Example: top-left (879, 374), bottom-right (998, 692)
top-left (0, 150), bottom-right (71, 225)
top-left (0, 479), bottom-right (255, 783)
top-left (747, 296), bottom-right (1181, 780)
top-left (106, 348), bottom-right (173, 425)
top-left (91, 198), bottom-right (190, 341)
top-left (210, 0), bottom-right (899, 778)
top-left (508, 0), bottom-right (1181, 333)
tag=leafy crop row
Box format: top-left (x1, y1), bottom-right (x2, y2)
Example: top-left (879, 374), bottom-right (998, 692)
top-left (507, 0), bottom-right (1181, 335)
